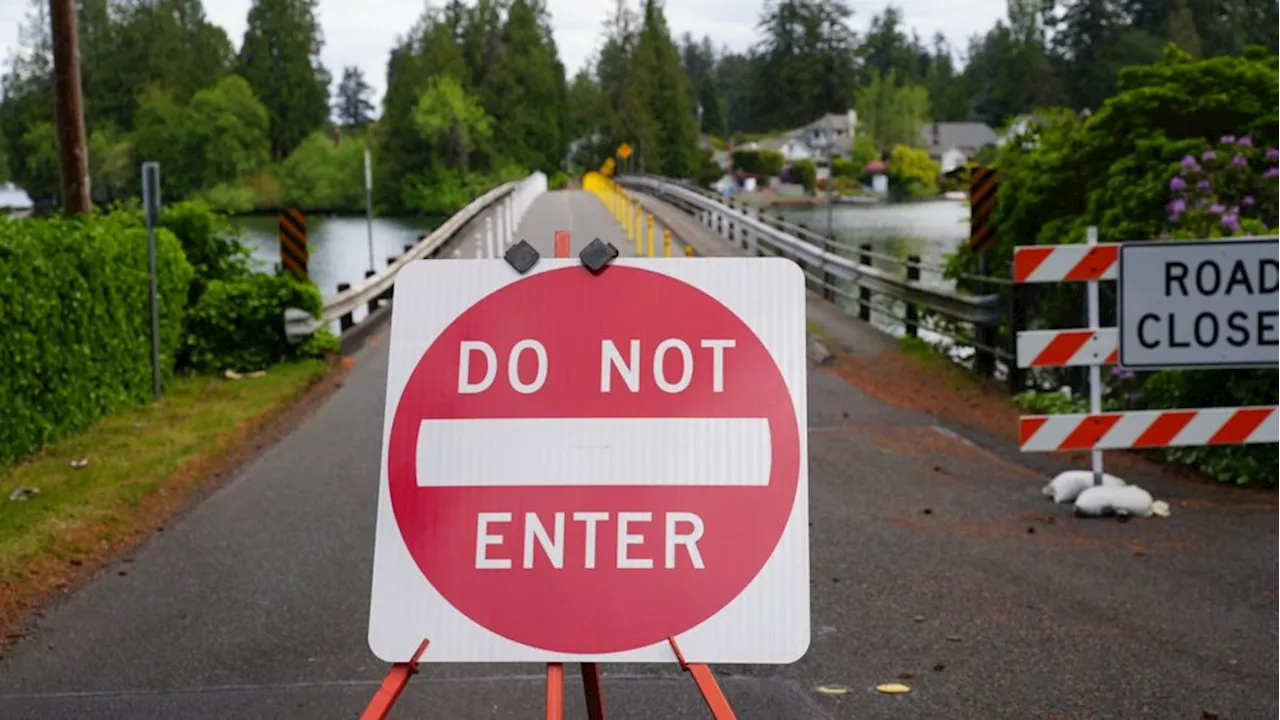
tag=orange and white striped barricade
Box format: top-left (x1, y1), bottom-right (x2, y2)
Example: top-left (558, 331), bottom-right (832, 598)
top-left (1013, 228), bottom-right (1278, 486)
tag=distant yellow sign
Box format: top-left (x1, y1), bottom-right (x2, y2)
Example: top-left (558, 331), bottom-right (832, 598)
top-left (617, 142), bottom-right (632, 160)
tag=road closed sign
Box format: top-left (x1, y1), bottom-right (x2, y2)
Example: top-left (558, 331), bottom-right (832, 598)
top-left (1119, 238), bottom-right (1279, 369)
top-left (369, 258), bottom-right (809, 663)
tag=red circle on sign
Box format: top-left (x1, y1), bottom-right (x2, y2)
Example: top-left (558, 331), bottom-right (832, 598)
top-left (387, 266), bottom-right (800, 653)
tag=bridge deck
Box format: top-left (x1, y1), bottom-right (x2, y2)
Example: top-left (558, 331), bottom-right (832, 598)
top-left (0, 191), bottom-right (1273, 719)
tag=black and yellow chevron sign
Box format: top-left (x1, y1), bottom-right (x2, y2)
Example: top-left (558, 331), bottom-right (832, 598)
top-left (278, 206), bottom-right (309, 280)
top-left (968, 166), bottom-right (999, 253)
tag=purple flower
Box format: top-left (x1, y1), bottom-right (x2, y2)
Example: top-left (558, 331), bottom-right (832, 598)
top-left (1181, 155), bottom-right (1200, 169)
top-left (1197, 179), bottom-right (1211, 190)
top-left (1232, 154), bottom-right (1248, 167)
top-left (1222, 213), bottom-right (1241, 233)
top-left (1242, 195), bottom-right (1255, 206)
top-left (1111, 365), bottom-right (1135, 381)
top-left (1169, 176), bottom-right (1186, 191)
top-left (1266, 148), bottom-right (1279, 161)
top-left (1209, 203), bottom-right (1225, 214)
top-left (1266, 167), bottom-right (1279, 179)
top-left (1202, 150), bottom-right (1217, 162)
top-left (1166, 198), bottom-right (1186, 215)
top-left (1220, 135), bottom-right (1236, 144)
top-left (1238, 137), bottom-right (1253, 147)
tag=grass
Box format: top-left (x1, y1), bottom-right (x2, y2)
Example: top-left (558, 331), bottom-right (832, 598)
top-left (899, 335), bottom-right (981, 391)
top-left (0, 360), bottom-right (327, 583)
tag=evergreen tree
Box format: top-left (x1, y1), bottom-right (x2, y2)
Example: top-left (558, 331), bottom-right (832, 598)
top-left (698, 74), bottom-right (728, 138)
top-left (753, 0), bottom-right (857, 131)
top-left (631, 0), bottom-right (699, 177)
top-left (485, 0), bottom-right (568, 172)
top-left (335, 66), bottom-right (375, 127)
top-left (238, 0), bottom-right (330, 159)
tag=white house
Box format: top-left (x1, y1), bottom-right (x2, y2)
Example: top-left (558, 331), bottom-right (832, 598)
top-left (921, 122), bottom-right (999, 174)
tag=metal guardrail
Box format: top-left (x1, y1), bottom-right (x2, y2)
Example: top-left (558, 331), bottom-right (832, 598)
top-left (319, 174), bottom-right (546, 326)
top-left (618, 175), bottom-right (1003, 328)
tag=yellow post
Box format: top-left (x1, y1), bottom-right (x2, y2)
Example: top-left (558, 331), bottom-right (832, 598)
top-left (664, 229), bottom-right (671, 257)
top-left (684, 245), bottom-right (693, 258)
top-left (647, 214), bottom-right (655, 257)
top-left (634, 203), bottom-right (642, 254)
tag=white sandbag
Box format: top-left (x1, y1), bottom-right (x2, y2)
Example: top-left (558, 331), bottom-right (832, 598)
top-left (1074, 485), bottom-right (1154, 518)
top-left (1042, 470), bottom-right (1126, 504)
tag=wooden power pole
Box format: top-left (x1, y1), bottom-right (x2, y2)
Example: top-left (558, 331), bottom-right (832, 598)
top-left (49, 0), bottom-right (91, 215)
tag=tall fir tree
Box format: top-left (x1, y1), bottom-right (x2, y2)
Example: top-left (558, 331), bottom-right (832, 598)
top-left (238, 0), bottom-right (330, 159)
top-left (485, 0), bottom-right (568, 172)
top-left (335, 66), bottom-right (375, 127)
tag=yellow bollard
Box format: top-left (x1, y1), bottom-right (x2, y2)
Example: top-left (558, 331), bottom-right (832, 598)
top-left (634, 203), bottom-right (642, 254)
top-left (664, 229), bottom-right (671, 257)
top-left (684, 245), bottom-right (693, 258)
top-left (647, 214), bottom-right (655, 257)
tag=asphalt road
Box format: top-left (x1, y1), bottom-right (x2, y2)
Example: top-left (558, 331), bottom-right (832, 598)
top-left (0, 192), bottom-right (1275, 719)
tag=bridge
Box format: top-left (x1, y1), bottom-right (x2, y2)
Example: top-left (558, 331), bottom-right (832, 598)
top-left (0, 174), bottom-right (1275, 719)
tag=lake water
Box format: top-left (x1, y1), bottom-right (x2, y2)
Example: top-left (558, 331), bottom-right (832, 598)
top-left (774, 198), bottom-right (970, 290)
top-left (236, 215), bottom-right (443, 299)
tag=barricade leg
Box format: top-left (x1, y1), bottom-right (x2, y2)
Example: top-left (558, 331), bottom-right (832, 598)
top-left (668, 637), bottom-right (737, 720)
top-left (546, 663), bottom-right (565, 720)
top-left (581, 662), bottom-right (606, 720)
top-left (358, 639), bottom-right (429, 720)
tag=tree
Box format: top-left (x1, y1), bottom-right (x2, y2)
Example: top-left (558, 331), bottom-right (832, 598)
top-left (855, 69), bottom-right (930, 152)
top-left (698, 74), bottom-right (728, 138)
top-left (238, 0), bottom-right (330, 159)
top-left (632, 0), bottom-right (700, 177)
top-left (413, 75), bottom-right (493, 173)
top-left (752, 0), bottom-right (858, 131)
top-left (335, 66), bottom-right (375, 127)
top-left (887, 144), bottom-right (939, 197)
top-left (484, 0), bottom-right (568, 172)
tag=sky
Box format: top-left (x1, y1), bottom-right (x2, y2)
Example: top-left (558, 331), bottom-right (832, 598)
top-left (0, 0), bottom-right (1006, 110)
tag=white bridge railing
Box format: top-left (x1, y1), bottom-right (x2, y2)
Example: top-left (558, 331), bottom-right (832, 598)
top-left (319, 172), bottom-right (546, 326)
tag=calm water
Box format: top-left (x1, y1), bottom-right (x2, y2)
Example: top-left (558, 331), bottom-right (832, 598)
top-left (236, 215), bottom-right (443, 299)
top-left (774, 198), bottom-right (977, 355)
top-left (775, 198), bottom-right (969, 290)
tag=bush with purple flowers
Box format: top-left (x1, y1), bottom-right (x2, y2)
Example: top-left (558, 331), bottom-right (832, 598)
top-left (1165, 136), bottom-right (1279, 236)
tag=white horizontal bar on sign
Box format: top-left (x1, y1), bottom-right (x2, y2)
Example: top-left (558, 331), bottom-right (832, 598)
top-left (416, 418), bottom-right (770, 487)
top-left (1016, 328), bottom-right (1119, 368)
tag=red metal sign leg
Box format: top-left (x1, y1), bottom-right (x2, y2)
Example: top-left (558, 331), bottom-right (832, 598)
top-left (545, 662), bottom-right (565, 720)
top-left (359, 639), bottom-right (429, 720)
top-left (668, 637), bottom-right (737, 720)
top-left (581, 662), bottom-right (606, 720)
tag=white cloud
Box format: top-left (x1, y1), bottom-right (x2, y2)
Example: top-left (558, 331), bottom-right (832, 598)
top-left (0, 0), bottom-right (1006, 111)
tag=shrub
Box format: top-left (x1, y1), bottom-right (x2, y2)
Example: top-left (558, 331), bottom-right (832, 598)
top-left (731, 148), bottom-right (785, 178)
top-left (157, 200), bottom-right (255, 304)
top-left (0, 213), bottom-right (194, 464)
top-left (887, 144), bottom-right (940, 197)
top-left (183, 271), bottom-right (338, 373)
top-left (831, 157), bottom-right (856, 178)
top-left (791, 159), bottom-right (817, 194)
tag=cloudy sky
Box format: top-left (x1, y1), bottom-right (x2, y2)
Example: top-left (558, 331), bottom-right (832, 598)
top-left (0, 0), bottom-right (1005, 110)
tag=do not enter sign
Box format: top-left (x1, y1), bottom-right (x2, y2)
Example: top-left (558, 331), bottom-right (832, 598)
top-left (369, 258), bottom-right (809, 664)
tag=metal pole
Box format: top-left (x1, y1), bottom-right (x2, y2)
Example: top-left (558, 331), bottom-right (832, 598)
top-left (364, 148), bottom-right (375, 271)
top-left (50, 0), bottom-right (91, 214)
top-left (142, 162), bottom-right (162, 398)
top-left (1086, 225), bottom-right (1104, 486)
top-left (826, 118), bottom-right (834, 236)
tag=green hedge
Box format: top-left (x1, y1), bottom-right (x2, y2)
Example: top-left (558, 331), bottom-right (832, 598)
top-left (183, 271), bottom-right (337, 373)
top-left (0, 214), bottom-right (194, 465)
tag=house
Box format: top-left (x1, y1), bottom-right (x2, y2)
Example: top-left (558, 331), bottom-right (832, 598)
top-left (794, 111), bottom-right (857, 159)
top-left (921, 122), bottom-right (999, 174)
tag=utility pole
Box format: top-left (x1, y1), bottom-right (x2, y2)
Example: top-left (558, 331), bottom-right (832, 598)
top-left (50, 0), bottom-right (91, 214)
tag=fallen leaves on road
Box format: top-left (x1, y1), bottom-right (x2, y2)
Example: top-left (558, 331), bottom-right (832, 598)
top-left (875, 683), bottom-right (911, 694)
top-left (815, 685), bottom-right (849, 696)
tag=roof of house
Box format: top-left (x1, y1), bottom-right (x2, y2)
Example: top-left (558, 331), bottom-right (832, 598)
top-left (922, 122), bottom-right (999, 152)
top-left (798, 112), bottom-right (850, 133)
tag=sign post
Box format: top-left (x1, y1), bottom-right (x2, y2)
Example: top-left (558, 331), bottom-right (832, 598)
top-left (368, 256), bottom-right (809, 669)
top-left (141, 162), bottom-right (162, 399)
top-left (364, 148), bottom-right (375, 273)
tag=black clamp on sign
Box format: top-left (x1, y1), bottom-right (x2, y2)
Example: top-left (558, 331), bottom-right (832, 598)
top-left (503, 238), bottom-right (619, 276)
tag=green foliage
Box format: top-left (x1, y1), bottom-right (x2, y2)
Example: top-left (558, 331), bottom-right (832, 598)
top-left (131, 76), bottom-right (271, 201)
top-left (276, 132), bottom-right (367, 210)
top-left (831, 156), bottom-right (857, 178)
top-left (157, 200), bottom-right (255, 304)
top-left (414, 75), bottom-right (493, 171)
top-left (1015, 390), bottom-right (1089, 415)
top-left (237, 0), bottom-right (330, 159)
top-left (698, 75), bottom-right (728, 138)
top-left (694, 147), bottom-right (725, 187)
top-left (0, 212), bottom-right (194, 465)
top-left (483, 0), bottom-right (569, 173)
top-left (887, 144), bottom-right (940, 197)
top-left (731, 149), bottom-right (784, 177)
top-left (791, 159), bottom-right (817, 194)
top-left (856, 69), bottom-right (931, 152)
top-left (335, 66), bottom-right (375, 127)
top-left (182, 271), bottom-right (336, 373)
top-left (948, 49), bottom-right (1279, 486)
